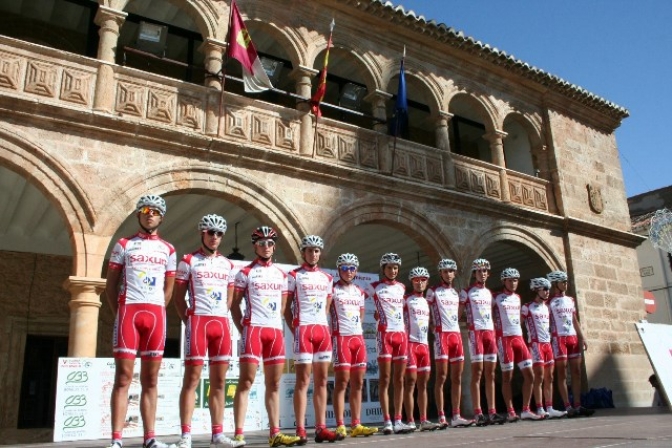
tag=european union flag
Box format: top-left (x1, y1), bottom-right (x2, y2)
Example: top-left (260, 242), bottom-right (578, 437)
top-left (390, 57), bottom-right (408, 138)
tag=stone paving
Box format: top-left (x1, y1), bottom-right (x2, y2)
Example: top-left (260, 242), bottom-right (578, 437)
top-left (13, 408), bottom-right (672, 448)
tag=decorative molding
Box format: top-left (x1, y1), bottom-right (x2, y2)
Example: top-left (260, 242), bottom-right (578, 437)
top-left (25, 60), bottom-right (57, 97)
top-left (0, 52), bottom-right (22, 90)
top-left (115, 82), bottom-right (144, 116)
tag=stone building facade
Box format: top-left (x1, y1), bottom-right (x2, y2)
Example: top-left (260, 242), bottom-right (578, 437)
top-left (0, 0), bottom-right (648, 442)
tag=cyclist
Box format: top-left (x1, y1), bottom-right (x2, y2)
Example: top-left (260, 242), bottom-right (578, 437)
top-left (105, 194), bottom-right (176, 448)
top-left (230, 227), bottom-right (301, 447)
top-left (330, 253), bottom-right (378, 438)
top-left (173, 214), bottom-right (243, 448)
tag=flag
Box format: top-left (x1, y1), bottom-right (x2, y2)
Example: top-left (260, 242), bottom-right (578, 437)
top-left (227, 0), bottom-right (273, 93)
top-left (310, 19), bottom-right (335, 118)
top-left (389, 48), bottom-right (408, 138)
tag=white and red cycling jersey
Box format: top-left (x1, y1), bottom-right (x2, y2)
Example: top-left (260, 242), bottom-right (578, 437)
top-left (330, 280), bottom-right (366, 336)
top-left (234, 258), bottom-right (287, 330)
top-left (492, 290), bottom-right (523, 337)
top-left (459, 284), bottom-right (494, 331)
top-left (367, 279), bottom-right (406, 332)
top-left (175, 249), bottom-right (234, 316)
top-left (521, 300), bottom-right (551, 343)
top-left (108, 232), bottom-right (176, 305)
top-left (404, 292), bottom-right (430, 344)
top-left (288, 264), bottom-right (333, 327)
top-left (426, 283), bottom-right (460, 333)
top-left (548, 294), bottom-right (577, 337)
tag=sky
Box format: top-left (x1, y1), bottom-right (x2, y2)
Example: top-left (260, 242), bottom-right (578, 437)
top-left (397, 0), bottom-right (672, 198)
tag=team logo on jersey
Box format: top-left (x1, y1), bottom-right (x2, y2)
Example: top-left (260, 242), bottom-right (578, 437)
top-left (138, 272), bottom-right (156, 288)
top-left (209, 289), bottom-right (222, 303)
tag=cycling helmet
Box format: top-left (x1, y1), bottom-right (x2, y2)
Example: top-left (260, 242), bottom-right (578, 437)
top-left (471, 258), bottom-right (490, 271)
top-left (437, 258), bottom-right (458, 271)
top-left (300, 235), bottom-right (324, 250)
top-left (380, 253), bottom-right (402, 267)
top-left (251, 226), bottom-right (278, 243)
top-left (336, 253), bottom-right (359, 268)
top-left (530, 277), bottom-right (551, 290)
top-left (198, 214), bottom-right (227, 233)
top-left (547, 270), bottom-right (568, 283)
top-left (136, 194), bottom-right (166, 216)
top-left (409, 267), bottom-right (430, 280)
top-left (500, 267), bottom-right (520, 280)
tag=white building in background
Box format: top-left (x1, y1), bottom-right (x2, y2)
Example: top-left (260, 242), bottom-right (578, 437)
top-left (629, 186), bottom-right (672, 325)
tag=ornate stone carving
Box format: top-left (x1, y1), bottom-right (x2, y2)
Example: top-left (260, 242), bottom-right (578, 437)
top-left (177, 96), bottom-right (202, 130)
top-left (509, 181), bottom-right (522, 204)
top-left (409, 153), bottom-right (425, 180)
top-left (471, 170), bottom-right (486, 194)
top-left (359, 137), bottom-right (378, 169)
top-left (455, 165), bottom-right (470, 190)
top-left (338, 135), bottom-right (357, 164)
top-left (60, 69), bottom-right (92, 105)
top-left (115, 82), bottom-right (144, 116)
top-left (0, 52), bottom-right (22, 90)
top-left (522, 184), bottom-right (535, 207)
top-left (485, 173), bottom-right (500, 197)
top-left (25, 60), bottom-right (57, 97)
top-left (224, 106), bottom-right (248, 139)
top-left (427, 157), bottom-right (443, 184)
top-left (587, 183), bottom-right (604, 214)
top-left (275, 119), bottom-right (296, 151)
top-left (251, 114), bottom-right (273, 146)
top-left (534, 187), bottom-right (548, 210)
top-left (147, 89), bottom-right (175, 123)
top-left (316, 131), bottom-right (336, 158)
top-left (393, 151), bottom-right (409, 177)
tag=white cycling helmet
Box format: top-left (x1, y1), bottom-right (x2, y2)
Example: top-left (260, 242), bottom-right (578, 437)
top-left (336, 253), bottom-right (359, 268)
top-left (136, 194), bottom-right (166, 216)
top-left (300, 235), bottom-right (324, 250)
top-left (500, 267), bottom-right (520, 280)
top-left (198, 214), bottom-right (227, 233)
top-left (409, 267), bottom-right (430, 280)
top-left (547, 270), bottom-right (568, 283)
top-left (437, 259), bottom-right (458, 271)
top-left (380, 253), bottom-right (402, 267)
top-left (471, 258), bottom-right (490, 271)
top-left (530, 277), bottom-right (551, 290)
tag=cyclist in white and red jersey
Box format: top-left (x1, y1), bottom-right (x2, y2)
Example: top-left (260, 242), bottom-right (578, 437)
top-left (172, 215), bottom-right (243, 448)
top-left (367, 253), bottom-right (413, 435)
top-left (459, 258), bottom-right (504, 426)
top-left (105, 194), bottom-right (176, 448)
top-left (403, 267), bottom-right (440, 432)
top-left (231, 227), bottom-right (300, 448)
top-left (493, 268), bottom-right (539, 423)
top-left (284, 235), bottom-right (342, 444)
top-left (426, 259), bottom-right (472, 428)
top-left (522, 278), bottom-right (566, 419)
top-left (330, 253), bottom-right (378, 439)
top-left (547, 271), bottom-right (594, 418)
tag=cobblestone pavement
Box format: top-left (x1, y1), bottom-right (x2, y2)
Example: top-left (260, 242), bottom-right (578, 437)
top-left (13, 408), bottom-right (672, 448)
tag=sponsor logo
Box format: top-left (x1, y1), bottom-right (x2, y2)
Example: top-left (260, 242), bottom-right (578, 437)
top-left (129, 254), bottom-right (167, 265)
top-left (65, 394), bottom-right (87, 407)
top-left (66, 371), bottom-right (89, 384)
top-left (196, 271), bottom-right (229, 280)
top-left (63, 415), bottom-right (86, 429)
top-left (365, 408), bottom-right (382, 416)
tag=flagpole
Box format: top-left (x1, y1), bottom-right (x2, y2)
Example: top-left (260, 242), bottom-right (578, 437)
top-left (390, 46), bottom-right (405, 175)
top-left (217, 0), bottom-right (236, 137)
top-left (311, 19), bottom-right (335, 159)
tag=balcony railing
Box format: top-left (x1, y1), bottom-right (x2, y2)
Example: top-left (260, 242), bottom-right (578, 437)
top-left (0, 36), bottom-right (551, 213)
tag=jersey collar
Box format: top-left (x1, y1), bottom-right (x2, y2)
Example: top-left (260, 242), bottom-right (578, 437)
top-left (136, 231), bottom-right (160, 240)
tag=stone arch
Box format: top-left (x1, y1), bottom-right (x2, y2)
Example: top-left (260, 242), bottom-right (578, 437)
top-left (308, 40), bottom-right (380, 95)
top-left (447, 91), bottom-right (497, 132)
top-left (243, 18), bottom-right (304, 74)
top-left (322, 201), bottom-right (457, 267)
top-left (0, 123), bottom-right (95, 271)
top-left (100, 163), bottom-right (307, 264)
top-left (468, 224), bottom-right (564, 273)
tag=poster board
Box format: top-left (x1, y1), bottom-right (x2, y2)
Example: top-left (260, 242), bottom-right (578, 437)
top-left (634, 321), bottom-right (672, 410)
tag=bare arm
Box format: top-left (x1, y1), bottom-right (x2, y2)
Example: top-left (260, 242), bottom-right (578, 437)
top-left (164, 275), bottom-right (175, 306)
top-left (172, 280), bottom-right (189, 323)
top-left (105, 268), bottom-right (122, 314)
top-left (283, 293), bottom-right (294, 335)
top-left (230, 288), bottom-right (244, 335)
top-left (573, 314), bottom-right (587, 351)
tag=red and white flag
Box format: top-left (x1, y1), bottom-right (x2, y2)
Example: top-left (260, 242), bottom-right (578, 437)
top-left (227, 0), bottom-right (273, 93)
top-left (310, 19), bottom-right (335, 118)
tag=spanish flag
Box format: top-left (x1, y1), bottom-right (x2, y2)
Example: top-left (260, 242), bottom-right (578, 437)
top-left (310, 19), bottom-right (335, 118)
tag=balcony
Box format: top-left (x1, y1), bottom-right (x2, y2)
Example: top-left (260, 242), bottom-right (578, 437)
top-left (0, 36), bottom-right (551, 214)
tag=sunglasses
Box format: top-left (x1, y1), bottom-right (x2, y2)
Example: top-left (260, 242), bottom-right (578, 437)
top-left (139, 206), bottom-right (161, 216)
top-left (339, 265), bottom-right (357, 272)
top-left (255, 240), bottom-right (275, 247)
top-left (206, 229), bottom-right (224, 237)
top-left (412, 277), bottom-right (429, 283)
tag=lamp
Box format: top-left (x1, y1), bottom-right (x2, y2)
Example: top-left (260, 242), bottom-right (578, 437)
top-left (227, 222), bottom-right (245, 261)
top-left (339, 82), bottom-right (366, 111)
top-left (260, 57), bottom-right (284, 86)
top-left (135, 21), bottom-right (168, 57)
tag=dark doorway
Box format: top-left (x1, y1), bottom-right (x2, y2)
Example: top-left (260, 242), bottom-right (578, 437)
top-left (17, 335), bottom-right (68, 428)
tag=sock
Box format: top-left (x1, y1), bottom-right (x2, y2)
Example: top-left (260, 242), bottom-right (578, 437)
top-left (507, 407), bottom-right (516, 416)
top-left (383, 414), bottom-right (391, 423)
top-left (474, 407), bottom-right (482, 416)
top-left (144, 430), bottom-right (155, 445)
top-left (522, 406), bottom-right (530, 413)
top-left (315, 424), bottom-right (326, 433)
top-left (270, 427), bottom-right (280, 438)
top-left (112, 431), bottom-right (123, 443)
top-left (336, 419), bottom-right (344, 427)
top-left (452, 409), bottom-right (460, 418)
top-left (545, 401), bottom-right (553, 410)
top-left (488, 408), bottom-right (496, 415)
top-left (212, 424), bottom-right (223, 438)
top-left (351, 418), bottom-right (360, 427)
top-left (181, 424), bottom-right (191, 437)
top-left (296, 426), bottom-right (306, 436)
top-left (235, 428), bottom-right (244, 437)
top-left (420, 415), bottom-right (426, 422)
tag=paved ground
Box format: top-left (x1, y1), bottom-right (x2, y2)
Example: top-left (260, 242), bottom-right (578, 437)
top-left (14, 408), bottom-right (672, 448)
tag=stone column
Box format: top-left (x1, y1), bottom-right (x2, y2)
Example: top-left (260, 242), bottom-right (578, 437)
top-left (201, 39), bottom-right (227, 136)
top-left (63, 276), bottom-right (105, 357)
top-left (436, 111), bottom-right (456, 188)
top-left (364, 90), bottom-right (392, 172)
top-left (290, 65), bottom-right (318, 156)
top-left (93, 6), bottom-right (127, 113)
top-left (484, 129), bottom-right (510, 203)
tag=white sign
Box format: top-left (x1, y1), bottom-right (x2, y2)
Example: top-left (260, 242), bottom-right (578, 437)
top-left (634, 322), bottom-right (672, 410)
